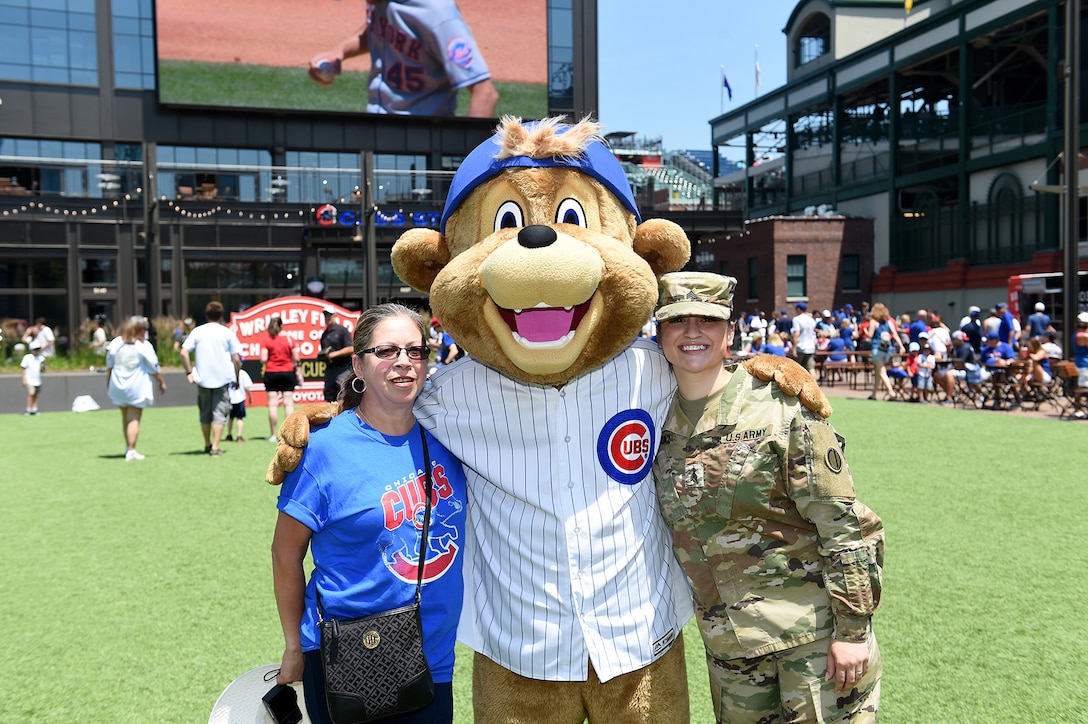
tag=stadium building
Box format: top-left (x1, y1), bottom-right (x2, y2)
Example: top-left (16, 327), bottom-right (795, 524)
top-left (707, 0), bottom-right (1088, 320)
top-left (0, 0), bottom-right (600, 342)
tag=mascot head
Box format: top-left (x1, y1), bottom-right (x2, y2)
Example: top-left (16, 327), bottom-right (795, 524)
top-left (392, 116), bottom-right (691, 386)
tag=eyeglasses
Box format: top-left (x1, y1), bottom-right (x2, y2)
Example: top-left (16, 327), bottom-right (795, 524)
top-left (359, 345), bottom-right (430, 361)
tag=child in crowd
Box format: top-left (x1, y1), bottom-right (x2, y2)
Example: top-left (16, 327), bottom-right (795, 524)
top-left (21, 340), bottom-right (45, 415)
top-left (225, 365), bottom-right (254, 442)
top-left (914, 342), bottom-right (936, 402)
top-left (904, 341), bottom-right (921, 401)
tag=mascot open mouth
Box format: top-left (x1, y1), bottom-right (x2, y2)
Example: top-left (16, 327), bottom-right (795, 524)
top-left (497, 301), bottom-right (592, 348)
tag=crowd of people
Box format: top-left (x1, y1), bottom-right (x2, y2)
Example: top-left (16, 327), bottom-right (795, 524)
top-left (730, 300), bottom-right (1087, 413)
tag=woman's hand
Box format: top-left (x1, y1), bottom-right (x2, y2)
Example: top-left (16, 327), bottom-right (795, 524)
top-left (826, 638), bottom-right (869, 693)
top-left (277, 648), bottom-right (305, 684)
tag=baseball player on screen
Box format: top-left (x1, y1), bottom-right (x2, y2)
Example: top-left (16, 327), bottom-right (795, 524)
top-left (309, 0), bottom-right (500, 117)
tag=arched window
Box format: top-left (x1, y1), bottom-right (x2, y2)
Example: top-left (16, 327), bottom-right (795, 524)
top-left (795, 13), bottom-right (831, 67)
top-left (987, 173), bottom-right (1023, 258)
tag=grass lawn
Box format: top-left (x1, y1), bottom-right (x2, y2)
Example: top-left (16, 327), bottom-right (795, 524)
top-left (2, 399), bottom-right (1086, 722)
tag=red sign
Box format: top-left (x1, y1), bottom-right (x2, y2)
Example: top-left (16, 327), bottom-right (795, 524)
top-left (229, 296), bottom-right (356, 407)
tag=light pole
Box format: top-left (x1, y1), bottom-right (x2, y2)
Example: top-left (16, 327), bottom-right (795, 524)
top-left (1063, 0), bottom-right (1082, 358)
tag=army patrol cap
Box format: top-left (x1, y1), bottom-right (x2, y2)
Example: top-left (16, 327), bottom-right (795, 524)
top-left (655, 272), bottom-right (738, 322)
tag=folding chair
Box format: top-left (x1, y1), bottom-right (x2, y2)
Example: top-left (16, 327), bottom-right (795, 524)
top-left (1054, 361), bottom-right (1088, 420)
top-left (950, 358), bottom-right (984, 408)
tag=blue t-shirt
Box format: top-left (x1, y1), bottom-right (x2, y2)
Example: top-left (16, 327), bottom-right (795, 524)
top-left (278, 411), bottom-right (467, 682)
top-left (826, 337), bottom-right (848, 362)
top-left (981, 341), bottom-right (1016, 367)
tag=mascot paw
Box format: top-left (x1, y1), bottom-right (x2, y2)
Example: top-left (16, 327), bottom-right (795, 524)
top-left (265, 401), bottom-right (342, 485)
top-left (742, 355), bottom-right (833, 419)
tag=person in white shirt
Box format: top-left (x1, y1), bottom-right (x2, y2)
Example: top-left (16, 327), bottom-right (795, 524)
top-left (790, 302), bottom-right (818, 371)
top-left (181, 301), bottom-right (242, 456)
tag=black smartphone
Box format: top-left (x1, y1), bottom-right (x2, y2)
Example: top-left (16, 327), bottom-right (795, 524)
top-left (262, 683), bottom-right (303, 724)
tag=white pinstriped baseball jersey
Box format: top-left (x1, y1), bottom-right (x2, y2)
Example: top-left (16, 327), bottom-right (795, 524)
top-left (414, 338), bottom-right (693, 682)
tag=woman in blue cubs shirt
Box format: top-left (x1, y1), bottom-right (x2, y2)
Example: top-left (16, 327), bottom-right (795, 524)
top-left (272, 303), bottom-right (467, 723)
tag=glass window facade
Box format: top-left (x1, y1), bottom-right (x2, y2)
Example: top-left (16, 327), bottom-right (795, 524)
top-left (0, 0), bottom-right (97, 85)
top-left (113, 0), bottom-right (154, 89)
top-left (547, 0), bottom-right (573, 115)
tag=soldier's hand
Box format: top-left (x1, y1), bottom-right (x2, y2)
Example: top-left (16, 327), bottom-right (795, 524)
top-left (742, 354), bottom-right (833, 418)
top-left (826, 639), bottom-right (869, 692)
top-left (265, 401), bottom-right (342, 484)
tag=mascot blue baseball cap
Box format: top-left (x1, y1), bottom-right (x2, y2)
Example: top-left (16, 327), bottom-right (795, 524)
top-left (440, 120), bottom-right (640, 232)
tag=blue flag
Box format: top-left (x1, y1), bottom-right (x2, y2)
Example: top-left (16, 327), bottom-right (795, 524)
top-left (722, 73), bottom-right (733, 101)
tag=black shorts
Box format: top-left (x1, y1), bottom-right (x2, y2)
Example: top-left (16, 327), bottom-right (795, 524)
top-left (264, 370), bottom-right (297, 392)
top-left (230, 401), bottom-right (246, 419)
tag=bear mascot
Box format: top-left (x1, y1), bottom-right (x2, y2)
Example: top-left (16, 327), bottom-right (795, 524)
top-left (268, 116), bottom-right (830, 723)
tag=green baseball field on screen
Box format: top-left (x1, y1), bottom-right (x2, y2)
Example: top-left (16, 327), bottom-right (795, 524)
top-left (158, 60), bottom-right (547, 118)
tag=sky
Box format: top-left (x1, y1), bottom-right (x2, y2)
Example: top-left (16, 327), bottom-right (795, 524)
top-left (597, 0), bottom-right (794, 155)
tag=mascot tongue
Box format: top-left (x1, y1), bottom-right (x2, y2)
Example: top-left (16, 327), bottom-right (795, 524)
top-left (500, 303), bottom-right (590, 344)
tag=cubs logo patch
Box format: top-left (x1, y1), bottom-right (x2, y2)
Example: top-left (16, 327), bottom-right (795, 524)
top-left (315, 203), bottom-right (337, 227)
top-left (446, 37), bottom-right (474, 68)
top-left (597, 409), bottom-right (655, 485)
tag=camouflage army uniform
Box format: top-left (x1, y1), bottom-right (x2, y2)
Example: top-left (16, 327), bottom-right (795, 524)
top-left (652, 365), bottom-right (884, 723)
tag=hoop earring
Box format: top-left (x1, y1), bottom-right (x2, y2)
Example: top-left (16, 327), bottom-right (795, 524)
top-left (351, 377), bottom-right (366, 394)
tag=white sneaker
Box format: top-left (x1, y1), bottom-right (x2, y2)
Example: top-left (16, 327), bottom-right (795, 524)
top-left (267, 435), bottom-right (278, 442)
top-left (125, 450), bottom-right (145, 461)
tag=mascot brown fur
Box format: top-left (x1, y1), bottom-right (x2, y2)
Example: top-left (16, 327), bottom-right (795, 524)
top-left (268, 117), bottom-right (830, 723)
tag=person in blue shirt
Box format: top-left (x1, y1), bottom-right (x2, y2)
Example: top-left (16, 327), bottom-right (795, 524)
top-left (272, 303), bottom-right (468, 724)
top-left (979, 331), bottom-right (1020, 409)
top-left (996, 302), bottom-right (1018, 347)
top-left (1026, 302), bottom-right (1054, 341)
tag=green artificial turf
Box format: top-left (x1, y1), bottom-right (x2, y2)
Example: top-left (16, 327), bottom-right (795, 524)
top-left (2, 400), bottom-right (1086, 721)
top-left (158, 60), bottom-right (548, 120)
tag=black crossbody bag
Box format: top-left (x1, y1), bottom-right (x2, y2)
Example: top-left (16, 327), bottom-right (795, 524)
top-left (316, 426), bottom-right (435, 724)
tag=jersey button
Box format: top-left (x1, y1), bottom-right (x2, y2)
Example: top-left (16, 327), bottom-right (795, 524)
top-left (564, 436), bottom-right (571, 442)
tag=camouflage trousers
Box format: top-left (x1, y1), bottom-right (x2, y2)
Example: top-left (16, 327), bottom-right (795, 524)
top-left (707, 634), bottom-right (881, 723)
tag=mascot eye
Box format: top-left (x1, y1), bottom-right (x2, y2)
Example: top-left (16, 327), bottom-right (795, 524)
top-left (494, 201), bottom-right (524, 231)
top-left (555, 198), bottom-right (587, 227)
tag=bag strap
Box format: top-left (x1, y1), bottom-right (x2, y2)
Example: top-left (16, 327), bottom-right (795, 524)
top-left (316, 423), bottom-right (435, 620)
top-left (414, 425), bottom-right (433, 605)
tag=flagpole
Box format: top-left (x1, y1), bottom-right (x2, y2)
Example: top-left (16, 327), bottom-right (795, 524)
top-left (754, 44), bottom-right (760, 98)
top-left (721, 65), bottom-right (725, 113)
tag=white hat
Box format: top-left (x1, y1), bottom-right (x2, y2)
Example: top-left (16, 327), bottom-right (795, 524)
top-left (821, 309), bottom-right (832, 317)
top-left (919, 331), bottom-right (930, 339)
top-left (1078, 311), bottom-right (1088, 324)
top-left (208, 664), bottom-right (311, 724)
top-left (909, 341), bottom-right (920, 352)
top-left (1035, 302), bottom-right (1045, 312)
top-left (968, 305), bottom-right (981, 314)
top-left (29, 340), bottom-right (42, 350)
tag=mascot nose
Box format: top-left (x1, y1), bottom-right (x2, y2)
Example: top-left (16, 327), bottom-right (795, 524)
top-left (517, 224), bottom-right (557, 249)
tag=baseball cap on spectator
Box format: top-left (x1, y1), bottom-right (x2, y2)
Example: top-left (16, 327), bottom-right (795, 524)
top-left (844, 303), bottom-right (853, 310)
top-left (431, 317), bottom-right (441, 327)
top-left (795, 302), bottom-right (807, 311)
top-left (952, 330), bottom-right (964, 340)
top-left (322, 306), bottom-right (336, 316)
top-left (909, 342), bottom-right (920, 352)
top-left (919, 331), bottom-right (930, 339)
top-left (780, 309), bottom-right (788, 315)
top-left (969, 306), bottom-right (981, 316)
top-left (29, 341), bottom-right (42, 350)
top-left (996, 302), bottom-right (1007, 309)
top-left (1034, 302), bottom-right (1045, 311)
top-left (986, 331), bottom-right (1001, 340)
top-left (821, 309), bottom-right (831, 317)
top-left (1078, 311), bottom-right (1088, 324)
